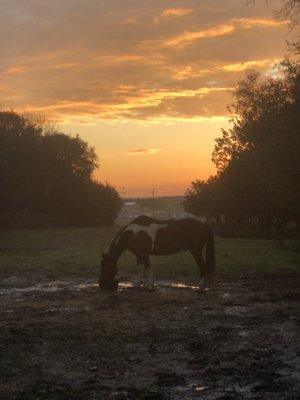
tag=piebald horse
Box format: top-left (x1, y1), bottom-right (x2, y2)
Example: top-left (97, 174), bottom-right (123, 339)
top-left (99, 215), bottom-right (216, 291)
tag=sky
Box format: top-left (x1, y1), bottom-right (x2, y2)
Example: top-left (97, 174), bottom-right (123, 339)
top-left (0, 0), bottom-right (290, 197)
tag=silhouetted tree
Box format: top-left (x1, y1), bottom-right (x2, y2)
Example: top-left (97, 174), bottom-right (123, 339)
top-left (249, 1), bottom-right (300, 27)
top-left (0, 111), bottom-right (122, 228)
top-left (184, 59), bottom-right (300, 235)
top-left (183, 178), bottom-right (219, 221)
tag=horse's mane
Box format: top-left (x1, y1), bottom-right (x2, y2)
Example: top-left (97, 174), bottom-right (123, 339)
top-left (111, 224), bottom-right (129, 247)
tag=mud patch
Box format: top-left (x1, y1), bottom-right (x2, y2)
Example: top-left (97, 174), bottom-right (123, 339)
top-left (0, 275), bottom-right (299, 400)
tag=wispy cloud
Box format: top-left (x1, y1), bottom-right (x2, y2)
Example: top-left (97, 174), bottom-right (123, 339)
top-left (222, 58), bottom-right (273, 72)
top-left (165, 24), bottom-right (235, 47)
top-left (236, 17), bottom-right (288, 28)
top-left (161, 8), bottom-right (193, 18)
top-left (4, 63), bottom-right (78, 75)
top-left (128, 148), bottom-right (161, 155)
top-left (164, 17), bottom-right (286, 48)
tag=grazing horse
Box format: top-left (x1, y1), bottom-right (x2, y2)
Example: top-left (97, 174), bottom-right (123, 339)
top-left (99, 215), bottom-right (216, 291)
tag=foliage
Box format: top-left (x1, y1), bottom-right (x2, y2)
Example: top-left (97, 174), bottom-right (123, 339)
top-left (276, 0), bottom-right (300, 28)
top-left (184, 60), bottom-right (300, 234)
top-left (183, 177), bottom-right (219, 220)
top-left (0, 111), bottom-right (122, 228)
top-left (249, 1), bottom-right (300, 28)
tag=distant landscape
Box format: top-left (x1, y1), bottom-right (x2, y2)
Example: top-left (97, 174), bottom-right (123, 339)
top-left (122, 196), bottom-right (186, 219)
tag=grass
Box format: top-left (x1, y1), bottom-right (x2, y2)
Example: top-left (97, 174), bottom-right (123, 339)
top-left (0, 226), bottom-right (299, 282)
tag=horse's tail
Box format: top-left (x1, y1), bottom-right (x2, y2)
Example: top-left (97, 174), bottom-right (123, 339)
top-left (205, 227), bottom-right (216, 276)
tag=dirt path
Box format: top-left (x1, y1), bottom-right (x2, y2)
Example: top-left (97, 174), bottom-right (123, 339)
top-left (0, 275), bottom-right (299, 399)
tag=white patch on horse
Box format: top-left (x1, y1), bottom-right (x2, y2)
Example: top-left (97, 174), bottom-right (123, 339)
top-left (120, 223), bottom-right (167, 250)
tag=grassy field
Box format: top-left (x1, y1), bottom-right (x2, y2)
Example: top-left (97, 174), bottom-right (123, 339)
top-left (0, 226), bottom-right (299, 282)
top-left (1, 227), bottom-right (299, 400)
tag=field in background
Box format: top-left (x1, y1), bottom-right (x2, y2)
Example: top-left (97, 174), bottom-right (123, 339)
top-left (1, 227), bottom-right (299, 400)
top-left (0, 226), bottom-right (299, 282)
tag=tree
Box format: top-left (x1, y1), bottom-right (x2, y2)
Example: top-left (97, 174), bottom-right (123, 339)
top-left (184, 60), bottom-right (300, 234)
top-left (215, 60), bottom-right (299, 222)
top-left (183, 178), bottom-right (219, 220)
top-left (0, 111), bottom-right (122, 228)
top-left (276, 0), bottom-right (300, 27)
top-left (248, 1), bottom-right (300, 27)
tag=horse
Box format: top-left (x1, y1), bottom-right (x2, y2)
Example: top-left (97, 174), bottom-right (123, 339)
top-left (98, 215), bottom-right (216, 291)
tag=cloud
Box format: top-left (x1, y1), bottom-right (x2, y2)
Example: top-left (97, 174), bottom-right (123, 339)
top-left (222, 58), bottom-right (273, 72)
top-left (236, 17), bottom-right (288, 28)
top-left (128, 148), bottom-right (161, 155)
top-left (163, 17), bottom-right (286, 48)
top-left (0, 0), bottom-right (288, 123)
top-left (161, 8), bottom-right (193, 18)
top-left (164, 24), bottom-right (235, 47)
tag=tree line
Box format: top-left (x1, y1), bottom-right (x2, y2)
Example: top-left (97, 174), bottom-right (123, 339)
top-left (0, 111), bottom-right (122, 228)
top-left (184, 59), bottom-right (300, 237)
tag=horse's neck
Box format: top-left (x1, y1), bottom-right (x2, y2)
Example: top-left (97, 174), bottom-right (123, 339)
top-left (108, 241), bottom-right (125, 261)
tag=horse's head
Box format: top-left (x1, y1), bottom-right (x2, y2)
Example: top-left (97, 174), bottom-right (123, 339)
top-left (99, 253), bottom-right (119, 290)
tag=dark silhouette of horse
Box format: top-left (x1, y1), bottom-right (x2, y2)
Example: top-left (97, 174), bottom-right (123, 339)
top-left (99, 215), bottom-right (216, 291)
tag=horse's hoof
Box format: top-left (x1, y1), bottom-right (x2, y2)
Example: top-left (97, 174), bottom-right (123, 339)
top-left (99, 279), bottom-right (119, 291)
top-left (198, 286), bottom-right (211, 293)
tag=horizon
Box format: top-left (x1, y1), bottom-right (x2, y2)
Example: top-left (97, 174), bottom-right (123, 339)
top-left (0, 0), bottom-right (290, 197)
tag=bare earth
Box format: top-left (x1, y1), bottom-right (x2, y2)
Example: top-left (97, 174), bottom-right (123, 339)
top-left (0, 274), bottom-right (299, 400)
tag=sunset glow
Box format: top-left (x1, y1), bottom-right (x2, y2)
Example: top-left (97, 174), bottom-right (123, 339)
top-left (0, 0), bottom-right (289, 196)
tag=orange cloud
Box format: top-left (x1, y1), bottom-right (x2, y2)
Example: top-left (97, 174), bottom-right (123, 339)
top-left (161, 8), bottom-right (192, 18)
top-left (3, 62), bottom-right (77, 76)
top-left (222, 59), bottom-right (273, 72)
top-left (164, 17), bottom-right (287, 47)
top-left (236, 17), bottom-right (288, 28)
top-left (4, 66), bottom-right (30, 75)
top-left (165, 24), bottom-right (235, 47)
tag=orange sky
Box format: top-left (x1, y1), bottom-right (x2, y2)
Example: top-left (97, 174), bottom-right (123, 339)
top-left (0, 0), bottom-right (290, 197)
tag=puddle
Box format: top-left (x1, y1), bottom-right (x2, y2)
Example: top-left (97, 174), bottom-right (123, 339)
top-left (162, 281), bottom-right (199, 290)
top-left (0, 281), bottom-right (97, 297)
top-left (0, 279), bottom-right (213, 299)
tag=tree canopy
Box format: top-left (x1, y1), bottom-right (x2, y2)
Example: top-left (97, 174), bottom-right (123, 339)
top-left (0, 111), bottom-right (122, 228)
top-left (184, 59), bottom-right (300, 234)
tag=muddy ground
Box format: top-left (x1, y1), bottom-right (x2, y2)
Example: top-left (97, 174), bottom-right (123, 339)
top-left (0, 274), bottom-right (299, 400)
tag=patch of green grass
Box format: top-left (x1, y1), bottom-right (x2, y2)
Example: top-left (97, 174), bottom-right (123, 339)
top-left (0, 227), bottom-right (299, 281)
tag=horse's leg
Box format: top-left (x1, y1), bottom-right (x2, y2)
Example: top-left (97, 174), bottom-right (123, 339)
top-left (143, 255), bottom-right (155, 291)
top-left (190, 249), bottom-right (207, 291)
top-left (135, 253), bottom-right (145, 286)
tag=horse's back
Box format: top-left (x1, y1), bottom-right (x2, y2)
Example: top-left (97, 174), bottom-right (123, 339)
top-left (125, 216), bottom-right (211, 254)
top-left (129, 215), bottom-right (209, 235)
top-left (171, 218), bottom-right (211, 246)
top-left (131, 215), bottom-right (173, 226)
